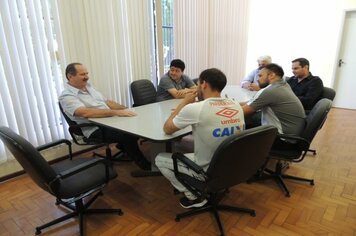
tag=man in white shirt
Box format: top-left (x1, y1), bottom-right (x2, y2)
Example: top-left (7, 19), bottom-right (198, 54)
top-left (59, 63), bottom-right (151, 170)
top-left (156, 68), bottom-right (245, 208)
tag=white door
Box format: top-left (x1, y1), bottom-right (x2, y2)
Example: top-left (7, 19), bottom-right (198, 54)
top-left (333, 11), bottom-right (356, 110)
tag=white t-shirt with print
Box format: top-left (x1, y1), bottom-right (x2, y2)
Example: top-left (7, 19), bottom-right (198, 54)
top-left (173, 97), bottom-right (245, 169)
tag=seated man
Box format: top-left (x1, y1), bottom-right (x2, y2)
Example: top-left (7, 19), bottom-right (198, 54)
top-left (241, 55), bottom-right (272, 91)
top-left (155, 68), bottom-right (245, 208)
top-left (242, 63), bottom-right (305, 147)
top-left (287, 58), bottom-right (324, 111)
top-left (59, 62), bottom-right (151, 170)
top-left (156, 59), bottom-right (196, 101)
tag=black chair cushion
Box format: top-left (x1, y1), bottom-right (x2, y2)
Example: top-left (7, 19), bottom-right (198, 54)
top-left (51, 158), bottom-right (117, 199)
top-left (270, 148), bottom-right (303, 161)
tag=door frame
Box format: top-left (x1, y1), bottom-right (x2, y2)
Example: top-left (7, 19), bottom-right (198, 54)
top-left (331, 8), bottom-right (356, 89)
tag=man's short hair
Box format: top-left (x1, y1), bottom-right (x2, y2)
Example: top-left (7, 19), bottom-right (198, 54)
top-left (65, 63), bottom-right (82, 80)
top-left (170, 59), bottom-right (185, 71)
top-left (292, 58), bottom-right (309, 68)
top-left (263, 63), bottom-right (284, 78)
top-left (198, 68), bottom-right (227, 92)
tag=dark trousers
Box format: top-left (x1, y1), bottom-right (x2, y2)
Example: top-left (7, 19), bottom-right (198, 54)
top-left (245, 111), bottom-right (262, 129)
top-left (89, 127), bottom-right (151, 169)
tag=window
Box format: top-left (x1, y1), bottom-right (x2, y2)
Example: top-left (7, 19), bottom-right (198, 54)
top-left (161, 0), bottom-right (174, 71)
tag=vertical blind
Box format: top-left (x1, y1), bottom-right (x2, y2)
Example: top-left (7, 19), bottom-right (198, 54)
top-left (0, 0), bottom-right (65, 162)
top-left (55, 0), bottom-right (156, 106)
top-left (0, 0), bottom-right (156, 162)
top-left (173, 0), bottom-right (250, 84)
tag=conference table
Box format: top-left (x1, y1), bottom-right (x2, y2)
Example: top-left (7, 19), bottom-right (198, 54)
top-left (221, 85), bottom-right (257, 102)
top-left (89, 85), bottom-right (256, 176)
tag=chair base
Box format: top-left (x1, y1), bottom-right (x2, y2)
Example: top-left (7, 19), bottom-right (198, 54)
top-left (110, 151), bottom-right (133, 162)
top-left (95, 147), bottom-right (132, 163)
top-left (175, 202), bottom-right (255, 236)
top-left (35, 191), bottom-right (123, 235)
top-left (249, 161), bottom-right (314, 197)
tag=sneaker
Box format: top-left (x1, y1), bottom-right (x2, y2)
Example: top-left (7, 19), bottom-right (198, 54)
top-left (179, 197), bottom-right (208, 209)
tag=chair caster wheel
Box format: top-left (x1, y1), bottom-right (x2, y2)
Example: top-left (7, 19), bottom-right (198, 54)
top-left (250, 212), bottom-right (256, 217)
top-left (310, 180), bottom-right (315, 185)
top-left (286, 193), bottom-right (291, 197)
top-left (35, 228), bottom-right (41, 235)
top-left (175, 217), bottom-right (180, 222)
top-left (118, 210), bottom-right (124, 216)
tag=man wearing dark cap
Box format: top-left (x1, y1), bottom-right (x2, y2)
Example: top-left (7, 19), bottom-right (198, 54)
top-left (156, 59), bottom-right (196, 101)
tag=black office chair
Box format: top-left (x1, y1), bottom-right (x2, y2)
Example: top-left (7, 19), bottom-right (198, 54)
top-left (308, 86), bottom-right (336, 155)
top-left (192, 78), bottom-right (199, 85)
top-left (173, 125), bottom-right (278, 236)
top-left (58, 103), bottom-right (128, 162)
top-left (322, 86), bottom-right (336, 101)
top-left (130, 79), bottom-right (157, 107)
top-left (0, 126), bottom-right (122, 235)
top-left (253, 98), bottom-right (332, 197)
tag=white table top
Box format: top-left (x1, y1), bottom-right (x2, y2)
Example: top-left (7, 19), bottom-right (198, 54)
top-left (89, 85), bottom-right (256, 142)
top-left (90, 99), bottom-right (191, 142)
top-left (221, 85), bottom-right (257, 102)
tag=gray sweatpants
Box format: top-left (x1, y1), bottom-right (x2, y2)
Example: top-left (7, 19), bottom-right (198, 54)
top-left (155, 152), bottom-right (203, 200)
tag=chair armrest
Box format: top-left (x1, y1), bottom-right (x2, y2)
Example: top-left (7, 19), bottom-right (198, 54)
top-left (277, 133), bottom-right (308, 143)
top-left (276, 134), bottom-right (310, 150)
top-left (37, 139), bottom-right (72, 151)
top-left (37, 139), bottom-right (73, 159)
top-left (69, 123), bottom-right (106, 145)
top-left (72, 123), bottom-right (101, 128)
top-left (172, 152), bottom-right (206, 178)
top-left (49, 158), bottom-right (110, 188)
top-left (59, 158), bottom-right (108, 179)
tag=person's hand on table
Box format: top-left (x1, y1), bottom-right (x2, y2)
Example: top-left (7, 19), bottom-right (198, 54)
top-left (114, 110), bottom-right (137, 117)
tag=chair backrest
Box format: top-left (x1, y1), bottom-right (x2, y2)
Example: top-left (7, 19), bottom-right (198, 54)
top-left (206, 125), bottom-right (277, 192)
top-left (0, 127), bottom-right (57, 192)
top-left (58, 102), bottom-right (83, 137)
top-left (301, 98), bottom-right (332, 143)
top-left (192, 78), bottom-right (199, 85)
top-left (130, 79), bottom-right (157, 107)
top-left (322, 87), bottom-right (336, 101)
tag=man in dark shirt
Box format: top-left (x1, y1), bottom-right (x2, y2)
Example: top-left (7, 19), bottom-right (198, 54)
top-left (287, 58), bottom-right (323, 110)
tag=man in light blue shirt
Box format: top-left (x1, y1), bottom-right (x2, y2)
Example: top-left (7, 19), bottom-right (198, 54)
top-left (59, 63), bottom-right (151, 170)
top-left (241, 55), bottom-right (272, 91)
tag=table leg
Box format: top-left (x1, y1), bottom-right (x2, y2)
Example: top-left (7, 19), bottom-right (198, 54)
top-left (131, 141), bottom-right (173, 177)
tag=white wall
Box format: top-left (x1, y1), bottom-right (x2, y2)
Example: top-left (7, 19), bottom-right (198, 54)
top-left (245, 0), bottom-right (356, 87)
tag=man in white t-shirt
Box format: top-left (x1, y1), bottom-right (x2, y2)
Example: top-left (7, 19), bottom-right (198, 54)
top-left (155, 68), bottom-right (245, 209)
